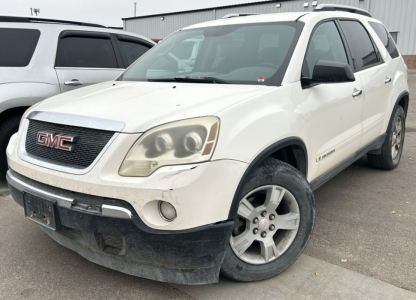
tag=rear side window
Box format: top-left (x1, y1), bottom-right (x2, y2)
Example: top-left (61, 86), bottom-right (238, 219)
top-left (340, 20), bottom-right (381, 71)
top-left (56, 35), bottom-right (118, 68)
top-left (118, 38), bottom-right (151, 66)
top-left (0, 28), bottom-right (40, 67)
top-left (369, 22), bottom-right (399, 59)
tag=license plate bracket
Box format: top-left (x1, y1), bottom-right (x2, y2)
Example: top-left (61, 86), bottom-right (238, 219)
top-left (24, 193), bottom-right (57, 230)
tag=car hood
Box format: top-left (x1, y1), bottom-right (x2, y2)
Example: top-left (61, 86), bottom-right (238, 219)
top-left (33, 81), bottom-right (269, 133)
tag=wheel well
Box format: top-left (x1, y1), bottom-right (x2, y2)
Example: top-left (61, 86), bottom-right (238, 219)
top-left (228, 138), bottom-right (308, 220)
top-left (269, 145), bottom-right (307, 178)
top-left (397, 94), bottom-right (409, 118)
top-left (0, 107), bottom-right (29, 124)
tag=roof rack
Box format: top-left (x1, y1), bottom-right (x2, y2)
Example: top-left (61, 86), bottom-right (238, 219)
top-left (222, 13), bottom-right (260, 19)
top-left (0, 15), bottom-right (106, 28)
top-left (313, 4), bottom-right (372, 18)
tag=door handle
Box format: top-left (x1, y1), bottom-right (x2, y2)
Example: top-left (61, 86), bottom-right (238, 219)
top-left (384, 77), bottom-right (392, 84)
top-left (64, 79), bottom-right (84, 86)
top-left (352, 89), bottom-right (362, 97)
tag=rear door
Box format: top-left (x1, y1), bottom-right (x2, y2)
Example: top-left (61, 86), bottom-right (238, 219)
top-left (55, 31), bottom-right (124, 93)
top-left (339, 20), bottom-right (393, 147)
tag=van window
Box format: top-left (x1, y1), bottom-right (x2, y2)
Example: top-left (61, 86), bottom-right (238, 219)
top-left (118, 40), bottom-right (151, 66)
top-left (340, 20), bottom-right (381, 70)
top-left (0, 28), bottom-right (40, 67)
top-left (56, 36), bottom-right (118, 68)
top-left (303, 21), bottom-right (349, 77)
top-left (369, 22), bottom-right (399, 59)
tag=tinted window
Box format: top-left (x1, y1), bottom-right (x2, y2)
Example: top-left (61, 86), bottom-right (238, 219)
top-left (119, 40), bottom-right (150, 65)
top-left (0, 29), bottom-right (40, 67)
top-left (340, 20), bottom-right (380, 70)
top-left (56, 36), bottom-right (117, 68)
top-left (390, 32), bottom-right (398, 44)
top-left (304, 21), bottom-right (348, 77)
top-left (369, 22), bottom-right (399, 59)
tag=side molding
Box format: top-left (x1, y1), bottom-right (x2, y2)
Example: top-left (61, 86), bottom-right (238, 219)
top-left (310, 134), bottom-right (386, 191)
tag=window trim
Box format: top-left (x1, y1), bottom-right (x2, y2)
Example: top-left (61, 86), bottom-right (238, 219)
top-left (301, 18), bottom-right (354, 80)
top-left (338, 18), bottom-right (385, 72)
top-left (114, 34), bottom-right (153, 68)
top-left (55, 30), bottom-right (123, 69)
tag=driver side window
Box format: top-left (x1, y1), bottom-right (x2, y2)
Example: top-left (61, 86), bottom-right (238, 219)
top-left (303, 21), bottom-right (349, 78)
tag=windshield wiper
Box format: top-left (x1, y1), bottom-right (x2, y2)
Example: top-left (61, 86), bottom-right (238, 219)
top-left (148, 76), bottom-right (229, 84)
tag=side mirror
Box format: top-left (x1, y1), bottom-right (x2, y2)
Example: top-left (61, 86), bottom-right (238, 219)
top-left (302, 60), bottom-right (355, 87)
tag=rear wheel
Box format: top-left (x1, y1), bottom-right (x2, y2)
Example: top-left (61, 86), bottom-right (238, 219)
top-left (367, 106), bottom-right (405, 170)
top-left (221, 158), bottom-right (315, 282)
top-left (0, 115), bottom-right (22, 176)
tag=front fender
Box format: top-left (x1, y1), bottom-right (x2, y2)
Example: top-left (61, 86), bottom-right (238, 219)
top-left (213, 83), bottom-right (310, 166)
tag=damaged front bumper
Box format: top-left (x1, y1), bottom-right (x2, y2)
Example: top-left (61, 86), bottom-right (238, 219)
top-left (7, 169), bottom-right (233, 285)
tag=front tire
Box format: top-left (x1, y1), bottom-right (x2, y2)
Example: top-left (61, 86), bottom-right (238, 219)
top-left (367, 106), bottom-right (405, 170)
top-left (0, 115), bottom-right (22, 176)
top-left (221, 158), bottom-right (315, 282)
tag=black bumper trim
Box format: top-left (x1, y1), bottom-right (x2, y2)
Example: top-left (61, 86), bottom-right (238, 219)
top-left (7, 169), bottom-right (233, 284)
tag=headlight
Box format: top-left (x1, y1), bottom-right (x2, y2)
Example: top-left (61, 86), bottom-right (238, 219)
top-left (119, 117), bottom-right (220, 177)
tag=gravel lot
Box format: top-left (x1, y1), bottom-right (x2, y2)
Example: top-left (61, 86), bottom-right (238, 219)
top-left (0, 73), bottom-right (415, 299)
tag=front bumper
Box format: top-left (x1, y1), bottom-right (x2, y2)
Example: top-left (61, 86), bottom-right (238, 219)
top-left (7, 169), bottom-right (233, 285)
top-left (7, 131), bottom-right (248, 231)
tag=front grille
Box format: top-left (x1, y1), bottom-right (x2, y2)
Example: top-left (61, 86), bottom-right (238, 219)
top-left (25, 120), bottom-right (115, 169)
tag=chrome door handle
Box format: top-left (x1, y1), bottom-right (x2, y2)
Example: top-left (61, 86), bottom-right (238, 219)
top-left (385, 77), bottom-right (392, 84)
top-left (352, 89), bottom-right (362, 97)
top-left (64, 79), bottom-right (84, 86)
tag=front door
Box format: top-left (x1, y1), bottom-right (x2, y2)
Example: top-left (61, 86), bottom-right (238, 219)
top-left (302, 20), bottom-right (364, 178)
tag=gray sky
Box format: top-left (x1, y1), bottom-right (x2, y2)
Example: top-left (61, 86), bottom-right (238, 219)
top-left (2, 0), bottom-right (261, 27)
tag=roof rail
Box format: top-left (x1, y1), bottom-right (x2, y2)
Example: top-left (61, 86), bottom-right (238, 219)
top-left (0, 15), bottom-right (106, 28)
top-left (222, 13), bottom-right (260, 19)
top-left (313, 4), bottom-right (372, 18)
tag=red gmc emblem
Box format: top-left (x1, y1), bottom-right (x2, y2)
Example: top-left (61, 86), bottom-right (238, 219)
top-left (36, 132), bottom-right (78, 152)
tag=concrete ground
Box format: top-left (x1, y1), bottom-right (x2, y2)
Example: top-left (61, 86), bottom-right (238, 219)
top-left (0, 74), bottom-right (415, 299)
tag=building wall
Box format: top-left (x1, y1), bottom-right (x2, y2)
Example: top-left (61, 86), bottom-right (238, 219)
top-left (124, 0), bottom-right (416, 66)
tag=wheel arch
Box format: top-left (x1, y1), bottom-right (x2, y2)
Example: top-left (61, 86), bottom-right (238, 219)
top-left (228, 137), bottom-right (308, 219)
top-left (388, 91), bottom-right (409, 131)
top-left (0, 106), bottom-right (30, 124)
top-left (396, 91), bottom-right (409, 119)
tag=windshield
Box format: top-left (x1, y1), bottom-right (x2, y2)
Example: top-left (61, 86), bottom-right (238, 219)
top-left (119, 22), bottom-right (304, 86)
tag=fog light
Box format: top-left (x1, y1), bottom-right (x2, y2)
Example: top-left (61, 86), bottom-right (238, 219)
top-left (158, 201), bottom-right (177, 221)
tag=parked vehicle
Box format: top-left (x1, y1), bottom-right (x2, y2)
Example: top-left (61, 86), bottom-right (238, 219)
top-left (0, 16), bottom-right (155, 175)
top-left (6, 5), bottom-right (409, 285)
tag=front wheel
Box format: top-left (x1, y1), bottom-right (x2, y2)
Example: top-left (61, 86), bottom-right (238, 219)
top-left (221, 158), bottom-right (315, 282)
top-left (0, 115), bottom-right (22, 176)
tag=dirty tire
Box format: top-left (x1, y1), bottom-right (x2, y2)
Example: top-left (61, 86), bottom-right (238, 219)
top-left (367, 106), bottom-right (405, 170)
top-left (220, 158), bottom-right (315, 282)
top-left (0, 115), bottom-right (22, 176)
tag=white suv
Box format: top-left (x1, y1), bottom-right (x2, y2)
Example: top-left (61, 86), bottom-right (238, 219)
top-left (6, 5), bottom-right (409, 285)
top-left (0, 15), bottom-right (155, 175)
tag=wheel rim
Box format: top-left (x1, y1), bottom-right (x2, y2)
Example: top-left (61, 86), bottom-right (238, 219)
top-left (391, 116), bottom-right (403, 160)
top-left (230, 185), bottom-right (300, 264)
